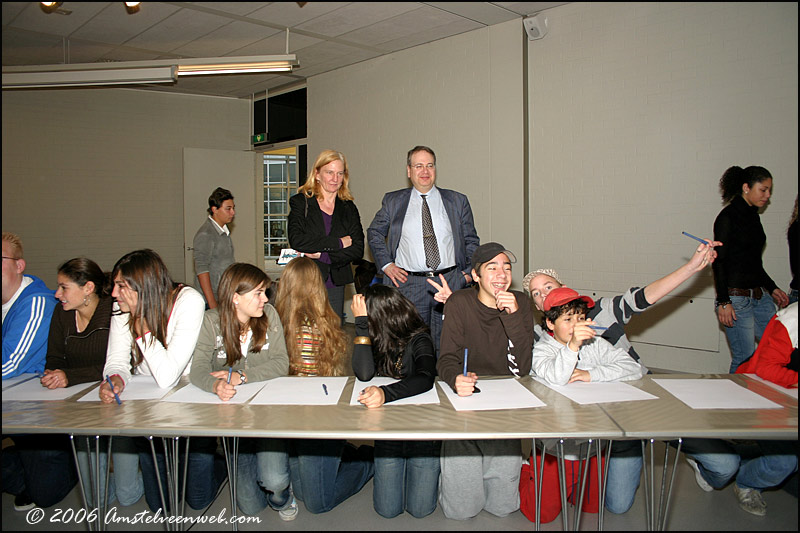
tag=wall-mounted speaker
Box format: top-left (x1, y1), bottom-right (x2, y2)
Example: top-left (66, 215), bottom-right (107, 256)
top-left (523, 14), bottom-right (549, 40)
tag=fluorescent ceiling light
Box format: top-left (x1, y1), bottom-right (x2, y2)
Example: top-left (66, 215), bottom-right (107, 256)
top-left (2, 66), bottom-right (177, 89)
top-left (2, 55), bottom-right (297, 89)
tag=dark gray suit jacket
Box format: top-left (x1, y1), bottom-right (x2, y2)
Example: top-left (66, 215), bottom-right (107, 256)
top-left (367, 187), bottom-right (480, 275)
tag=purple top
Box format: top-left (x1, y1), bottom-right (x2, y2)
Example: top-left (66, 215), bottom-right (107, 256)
top-left (320, 211), bottom-right (339, 288)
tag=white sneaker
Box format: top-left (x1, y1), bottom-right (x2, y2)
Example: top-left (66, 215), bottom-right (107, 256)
top-left (278, 496), bottom-right (299, 521)
top-left (733, 483), bottom-right (767, 516)
top-left (686, 456), bottom-right (713, 492)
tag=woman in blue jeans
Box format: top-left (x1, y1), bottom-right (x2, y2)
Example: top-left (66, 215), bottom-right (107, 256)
top-left (100, 249), bottom-right (224, 512)
top-left (189, 263), bottom-right (296, 519)
top-left (712, 166), bottom-right (790, 372)
top-left (275, 257), bottom-right (374, 514)
top-left (350, 284), bottom-right (440, 518)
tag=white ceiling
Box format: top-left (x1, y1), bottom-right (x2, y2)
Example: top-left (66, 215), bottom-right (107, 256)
top-left (2, 2), bottom-right (567, 99)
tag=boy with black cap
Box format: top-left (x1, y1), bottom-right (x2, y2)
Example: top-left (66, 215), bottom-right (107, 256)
top-left (532, 287), bottom-right (645, 385)
top-left (436, 242), bottom-right (534, 520)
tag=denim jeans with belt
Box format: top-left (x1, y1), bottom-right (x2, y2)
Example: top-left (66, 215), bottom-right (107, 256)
top-left (724, 292), bottom-right (776, 373)
top-left (373, 440), bottom-right (441, 518)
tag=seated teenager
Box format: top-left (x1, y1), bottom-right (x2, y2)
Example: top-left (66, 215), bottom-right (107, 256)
top-left (525, 287), bottom-right (645, 523)
top-left (733, 302), bottom-right (798, 516)
top-left (275, 256), bottom-right (374, 514)
top-left (436, 242), bottom-right (534, 520)
top-left (100, 249), bottom-right (225, 513)
top-left (42, 258), bottom-right (122, 508)
top-left (189, 263), bottom-right (296, 519)
top-left (351, 285), bottom-right (439, 518)
top-left (2, 233), bottom-right (71, 512)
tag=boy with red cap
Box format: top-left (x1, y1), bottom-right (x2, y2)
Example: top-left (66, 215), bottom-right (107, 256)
top-left (521, 287), bottom-right (645, 523)
top-left (532, 287), bottom-right (645, 384)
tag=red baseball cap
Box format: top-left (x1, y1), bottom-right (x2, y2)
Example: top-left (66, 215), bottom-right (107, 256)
top-left (542, 287), bottom-right (595, 311)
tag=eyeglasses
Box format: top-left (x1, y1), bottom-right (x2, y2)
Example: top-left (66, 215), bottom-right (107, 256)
top-left (2, 256), bottom-right (19, 261)
top-left (411, 163), bottom-right (435, 171)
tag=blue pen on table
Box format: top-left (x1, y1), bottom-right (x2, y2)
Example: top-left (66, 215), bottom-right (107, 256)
top-left (463, 348), bottom-right (481, 393)
top-left (681, 231), bottom-right (709, 246)
top-left (322, 384), bottom-right (329, 396)
top-left (227, 366), bottom-right (233, 384)
top-left (105, 375), bottom-right (122, 405)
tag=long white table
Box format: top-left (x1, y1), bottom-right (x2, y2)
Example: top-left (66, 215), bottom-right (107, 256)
top-left (3, 373), bottom-right (796, 531)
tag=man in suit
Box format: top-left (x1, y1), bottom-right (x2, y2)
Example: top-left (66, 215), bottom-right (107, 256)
top-left (367, 146), bottom-right (480, 352)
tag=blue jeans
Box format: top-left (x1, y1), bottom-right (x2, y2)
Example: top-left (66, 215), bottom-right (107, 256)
top-left (789, 289), bottom-right (798, 305)
top-left (136, 436), bottom-right (227, 512)
top-left (235, 438), bottom-right (292, 515)
top-left (724, 292), bottom-right (776, 373)
top-left (289, 439), bottom-right (374, 514)
top-left (2, 434), bottom-right (78, 508)
top-left (604, 438), bottom-right (739, 514)
top-left (75, 436), bottom-right (116, 508)
top-left (373, 440), bottom-right (441, 518)
top-left (737, 440), bottom-right (798, 491)
top-left (110, 437), bottom-right (144, 506)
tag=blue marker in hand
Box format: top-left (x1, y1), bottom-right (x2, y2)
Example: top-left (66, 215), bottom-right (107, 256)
top-left (682, 231), bottom-right (709, 246)
top-left (227, 366), bottom-right (233, 384)
top-left (463, 348), bottom-right (481, 393)
top-left (106, 375), bottom-right (122, 405)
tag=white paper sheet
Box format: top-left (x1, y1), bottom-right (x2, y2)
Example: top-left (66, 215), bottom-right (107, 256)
top-left (742, 374), bottom-right (798, 399)
top-left (3, 378), bottom-right (98, 401)
top-left (437, 378), bottom-right (546, 411)
top-left (349, 377), bottom-right (440, 406)
top-left (2, 373), bottom-right (39, 391)
top-left (249, 376), bottom-right (348, 405)
top-left (653, 378), bottom-right (783, 409)
top-left (77, 374), bottom-right (173, 402)
top-left (533, 377), bottom-right (659, 405)
top-left (162, 381), bottom-right (268, 404)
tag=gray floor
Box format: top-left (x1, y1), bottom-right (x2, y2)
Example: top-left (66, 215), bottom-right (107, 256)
top-left (2, 439), bottom-right (797, 531)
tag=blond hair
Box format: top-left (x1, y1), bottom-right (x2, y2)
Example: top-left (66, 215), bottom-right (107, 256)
top-left (1, 232), bottom-right (23, 259)
top-left (297, 149), bottom-right (354, 202)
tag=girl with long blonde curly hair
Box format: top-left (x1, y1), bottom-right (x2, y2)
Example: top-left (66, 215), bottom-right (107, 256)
top-left (275, 256), bottom-right (347, 376)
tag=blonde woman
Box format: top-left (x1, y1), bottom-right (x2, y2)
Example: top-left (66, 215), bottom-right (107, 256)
top-left (287, 149), bottom-right (364, 322)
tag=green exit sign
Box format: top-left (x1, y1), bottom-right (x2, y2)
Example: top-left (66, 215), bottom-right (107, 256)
top-left (252, 133), bottom-right (266, 143)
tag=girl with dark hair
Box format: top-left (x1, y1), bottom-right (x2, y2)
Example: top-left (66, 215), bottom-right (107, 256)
top-left (350, 284), bottom-right (440, 518)
top-left (189, 263), bottom-right (297, 519)
top-left (275, 256), bottom-right (373, 514)
top-left (100, 249), bottom-right (224, 513)
top-left (713, 166), bottom-right (790, 372)
top-left (38, 257), bottom-right (126, 507)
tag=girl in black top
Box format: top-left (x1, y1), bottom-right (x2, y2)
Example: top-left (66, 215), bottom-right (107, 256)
top-left (350, 284), bottom-right (439, 518)
top-left (713, 166), bottom-right (789, 372)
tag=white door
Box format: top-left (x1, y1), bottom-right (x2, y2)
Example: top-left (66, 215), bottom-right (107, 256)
top-left (183, 148), bottom-right (260, 286)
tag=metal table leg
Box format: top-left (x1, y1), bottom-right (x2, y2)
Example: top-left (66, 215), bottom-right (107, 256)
top-left (221, 437), bottom-right (239, 531)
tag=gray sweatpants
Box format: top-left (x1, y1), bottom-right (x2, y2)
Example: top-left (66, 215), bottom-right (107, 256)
top-left (439, 439), bottom-right (523, 520)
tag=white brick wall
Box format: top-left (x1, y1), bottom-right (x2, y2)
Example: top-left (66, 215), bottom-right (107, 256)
top-left (528, 2), bottom-right (798, 371)
top-left (2, 89), bottom-right (249, 285)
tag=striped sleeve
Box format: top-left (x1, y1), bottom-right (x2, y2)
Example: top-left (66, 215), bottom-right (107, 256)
top-left (2, 295), bottom-right (49, 377)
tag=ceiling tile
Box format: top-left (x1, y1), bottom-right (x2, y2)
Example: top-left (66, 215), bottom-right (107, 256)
top-left (424, 2), bottom-right (519, 25)
top-left (8, 2), bottom-right (110, 37)
top-left (185, 2), bottom-right (268, 17)
top-left (246, 2), bottom-right (352, 29)
top-left (70, 3), bottom-right (181, 45)
top-left (171, 20), bottom-right (282, 58)
top-left (233, 31), bottom-right (323, 57)
top-left (295, 2), bottom-right (420, 38)
top-left (124, 8), bottom-right (235, 53)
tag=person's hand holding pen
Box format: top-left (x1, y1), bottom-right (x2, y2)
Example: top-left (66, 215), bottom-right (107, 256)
top-left (358, 385), bottom-right (386, 408)
top-left (681, 233), bottom-right (723, 273)
top-left (568, 320), bottom-right (599, 352)
top-left (99, 375), bottom-right (125, 404)
top-left (210, 369), bottom-right (241, 401)
top-left (40, 369), bottom-right (68, 389)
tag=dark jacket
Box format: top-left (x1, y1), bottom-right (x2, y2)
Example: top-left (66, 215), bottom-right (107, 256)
top-left (288, 192), bottom-right (364, 286)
